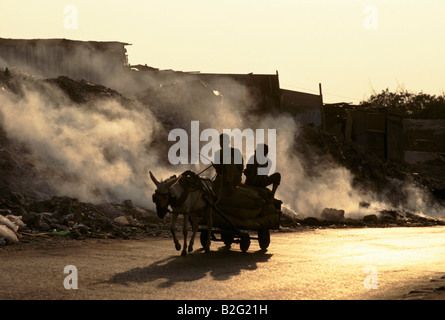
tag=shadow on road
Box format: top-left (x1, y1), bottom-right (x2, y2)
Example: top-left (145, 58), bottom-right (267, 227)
top-left (105, 247), bottom-right (272, 288)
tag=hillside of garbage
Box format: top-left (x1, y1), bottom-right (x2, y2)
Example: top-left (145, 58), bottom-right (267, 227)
top-left (0, 68), bottom-right (444, 245)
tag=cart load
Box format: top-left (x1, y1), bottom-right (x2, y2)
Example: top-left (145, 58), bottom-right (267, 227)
top-left (213, 184), bottom-right (281, 230)
top-left (198, 184), bottom-right (281, 252)
top-left (200, 184), bottom-right (281, 230)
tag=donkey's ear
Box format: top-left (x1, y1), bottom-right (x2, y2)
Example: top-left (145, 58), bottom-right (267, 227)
top-left (149, 171), bottom-right (160, 187)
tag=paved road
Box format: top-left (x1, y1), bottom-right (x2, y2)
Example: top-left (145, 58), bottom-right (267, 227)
top-left (1, 226), bottom-right (445, 300)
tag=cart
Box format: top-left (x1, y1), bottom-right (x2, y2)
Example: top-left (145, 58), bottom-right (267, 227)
top-left (199, 196), bottom-right (281, 252)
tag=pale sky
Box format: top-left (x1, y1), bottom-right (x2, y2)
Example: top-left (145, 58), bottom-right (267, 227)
top-left (1, 0), bottom-right (444, 103)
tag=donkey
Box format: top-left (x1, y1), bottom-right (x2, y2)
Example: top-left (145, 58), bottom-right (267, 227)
top-left (149, 170), bottom-right (213, 256)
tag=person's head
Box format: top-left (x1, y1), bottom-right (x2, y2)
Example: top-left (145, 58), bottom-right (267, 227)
top-left (219, 133), bottom-right (230, 148)
top-left (256, 143), bottom-right (269, 156)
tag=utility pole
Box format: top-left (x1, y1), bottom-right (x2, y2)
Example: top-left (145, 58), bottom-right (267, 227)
top-left (319, 83), bottom-right (326, 131)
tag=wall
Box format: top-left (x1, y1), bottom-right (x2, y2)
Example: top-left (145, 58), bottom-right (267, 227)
top-left (403, 119), bottom-right (445, 164)
top-left (281, 89), bottom-right (322, 127)
top-left (0, 38), bottom-right (129, 84)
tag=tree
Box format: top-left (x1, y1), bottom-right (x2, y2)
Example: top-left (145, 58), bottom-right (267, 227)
top-left (360, 89), bottom-right (445, 119)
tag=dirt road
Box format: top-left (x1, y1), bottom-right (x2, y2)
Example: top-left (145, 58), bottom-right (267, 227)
top-left (1, 226), bottom-right (445, 301)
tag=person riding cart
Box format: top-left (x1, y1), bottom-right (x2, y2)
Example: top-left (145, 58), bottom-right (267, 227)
top-left (212, 133), bottom-right (244, 196)
top-left (244, 143), bottom-right (281, 196)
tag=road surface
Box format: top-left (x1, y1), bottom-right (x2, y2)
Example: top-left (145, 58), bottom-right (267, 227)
top-left (1, 226), bottom-right (445, 300)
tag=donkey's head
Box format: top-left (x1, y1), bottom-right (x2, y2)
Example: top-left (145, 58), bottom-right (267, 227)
top-left (149, 171), bottom-right (178, 219)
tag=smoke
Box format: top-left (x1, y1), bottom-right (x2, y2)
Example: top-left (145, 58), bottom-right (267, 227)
top-left (0, 68), bottom-right (442, 219)
top-left (0, 77), bottom-right (166, 208)
top-left (257, 114), bottom-right (370, 219)
top-left (255, 114), bottom-right (443, 219)
top-left (381, 178), bottom-right (445, 218)
top-left (0, 69), bottom-right (260, 210)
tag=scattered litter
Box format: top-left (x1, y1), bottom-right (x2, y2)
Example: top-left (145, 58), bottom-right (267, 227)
top-left (113, 216), bottom-right (130, 226)
top-left (0, 214), bottom-right (25, 245)
top-left (320, 208), bottom-right (345, 222)
top-left (0, 214), bottom-right (19, 233)
top-left (0, 69), bottom-right (444, 247)
top-left (52, 229), bottom-right (70, 236)
top-left (0, 224), bottom-right (19, 244)
top-left (6, 215), bottom-right (26, 230)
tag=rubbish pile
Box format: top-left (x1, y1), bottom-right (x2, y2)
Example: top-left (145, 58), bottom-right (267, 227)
top-left (0, 195), bottom-right (173, 245)
top-left (46, 76), bottom-right (132, 106)
top-left (280, 206), bottom-right (445, 229)
top-left (294, 121), bottom-right (444, 210)
top-left (0, 213), bottom-right (25, 245)
top-left (1, 68), bottom-right (444, 246)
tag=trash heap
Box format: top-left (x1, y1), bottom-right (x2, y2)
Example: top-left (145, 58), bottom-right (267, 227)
top-left (0, 213), bottom-right (25, 245)
top-left (280, 206), bottom-right (445, 229)
top-left (0, 195), bottom-right (174, 245)
top-left (1, 68), bottom-right (444, 246)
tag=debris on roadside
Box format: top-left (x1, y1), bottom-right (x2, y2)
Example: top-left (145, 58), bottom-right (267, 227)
top-left (1, 68), bottom-right (444, 248)
top-left (279, 207), bottom-right (445, 229)
top-left (0, 212), bottom-right (25, 244)
top-left (0, 195), bottom-right (174, 245)
top-left (320, 208), bottom-right (345, 222)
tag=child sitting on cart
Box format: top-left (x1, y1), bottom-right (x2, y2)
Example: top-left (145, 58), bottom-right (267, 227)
top-left (244, 144), bottom-right (281, 196)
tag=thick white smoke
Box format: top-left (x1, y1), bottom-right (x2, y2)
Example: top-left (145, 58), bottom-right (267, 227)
top-left (0, 78), bottom-right (166, 208)
top-left (0, 69), bottom-right (442, 218)
top-left (256, 114), bottom-right (370, 219)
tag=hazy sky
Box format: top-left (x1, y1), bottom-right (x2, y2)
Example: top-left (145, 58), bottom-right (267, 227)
top-left (1, 0), bottom-right (444, 103)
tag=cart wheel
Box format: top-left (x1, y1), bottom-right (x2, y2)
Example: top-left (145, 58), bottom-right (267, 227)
top-left (240, 232), bottom-right (250, 252)
top-left (221, 231), bottom-right (234, 247)
top-left (200, 229), bottom-right (209, 248)
top-left (258, 229), bottom-right (270, 251)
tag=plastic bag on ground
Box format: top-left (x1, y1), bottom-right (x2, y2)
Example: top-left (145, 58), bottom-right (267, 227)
top-left (0, 214), bottom-right (18, 233)
top-left (0, 225), bottom-right (19, 244)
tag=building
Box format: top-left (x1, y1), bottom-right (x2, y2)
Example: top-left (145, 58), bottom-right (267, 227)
top-left (0, 37), bottom-right (130, 84)
top-left (321, 103), bottom-right (405, 162)
top-left (127, 66), bottom-right (283, 112)
top-left (403, 119), bottom-right (445, 165)
top-left (190, 71), bottom-right (282, 113)
top-left (281, 88), bottom-right (323, 127)
top-left (1, 37), bottom-right (330, 118)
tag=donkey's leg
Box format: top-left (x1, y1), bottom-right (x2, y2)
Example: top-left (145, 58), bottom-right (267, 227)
top-left (171, 213), bottom-right (181, 251)
top-left (188, 213), bottom-right (198, 252)
top-left (205, 208), bottom-right (212, 253)
top-left (181, 213), bottom-right (189, 256)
